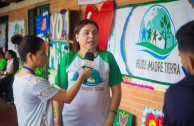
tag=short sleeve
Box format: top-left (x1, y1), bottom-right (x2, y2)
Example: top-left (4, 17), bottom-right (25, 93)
top-left (108, 52), bottom-right (123, 87)
top-left (0, 59), bottom-right (7, 70)
top-left (33, 79), bottom-right (59, 102)
top-left (54, 53), bottom-right (69, 89)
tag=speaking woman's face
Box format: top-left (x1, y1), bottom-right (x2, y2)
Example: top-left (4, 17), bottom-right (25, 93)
top-left (75, 24), bottom-right (99, 52)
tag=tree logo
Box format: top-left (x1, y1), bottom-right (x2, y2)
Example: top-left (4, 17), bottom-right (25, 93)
top-left (137, 5), bottom-right (176, 60)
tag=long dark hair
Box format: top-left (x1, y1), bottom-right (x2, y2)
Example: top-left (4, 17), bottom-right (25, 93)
top-left (6, 50), bottom-right (16, 59)
top-left (72, 19), bottom-right (100, 52)
top-left (6, 50), bottom-right (19, 74)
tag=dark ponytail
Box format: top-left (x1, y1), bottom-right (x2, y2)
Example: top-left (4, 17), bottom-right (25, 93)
top-left (11, 34), bottom-right (23, 45)
top-left (11, 34), bottom-right (44, 62)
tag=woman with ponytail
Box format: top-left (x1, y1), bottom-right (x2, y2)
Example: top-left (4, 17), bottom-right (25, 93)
top-left (11, 34), bottom-right (92, 126)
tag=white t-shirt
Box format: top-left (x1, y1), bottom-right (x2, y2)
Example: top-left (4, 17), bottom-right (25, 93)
top-left (13, 74), bottom-right (59, 126)
top-left (6, 58), bottom-right (13, 72)
top-left (55, 51), bottom-right (123, 126)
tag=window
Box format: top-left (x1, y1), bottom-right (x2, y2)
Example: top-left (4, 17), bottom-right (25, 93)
top-left (28, 4), bottom-right (50, 35)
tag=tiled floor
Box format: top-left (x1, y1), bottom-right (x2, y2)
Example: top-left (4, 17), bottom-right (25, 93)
top-left (0, 99), bottom-right (18, 126)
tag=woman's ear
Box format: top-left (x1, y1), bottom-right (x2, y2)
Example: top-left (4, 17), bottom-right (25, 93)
top-left (26, 53), bottom-right (33, 63)
top-left (75, 34), bottom-right (79, 43)
top-left (186, 55), bottom-right (194, 70)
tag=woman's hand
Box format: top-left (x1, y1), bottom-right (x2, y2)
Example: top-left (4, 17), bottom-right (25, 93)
top-left (0, 70), bottom-right (4, 75)
top-left (102, 84), bottom-right (121, 126)
top-left (79, 68), bottom-right (92, 80)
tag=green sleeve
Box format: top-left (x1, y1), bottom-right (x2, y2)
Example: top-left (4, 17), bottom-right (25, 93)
top-left (0, 59), bottom-right (7, 70)
top-left (54, 54), bottom-right (69, 89)
top-left (108, 52), bottom-right (123, 87)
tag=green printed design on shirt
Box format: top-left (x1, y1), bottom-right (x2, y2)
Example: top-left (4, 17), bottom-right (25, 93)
top-left (71, 69), bottom-right (104, 86)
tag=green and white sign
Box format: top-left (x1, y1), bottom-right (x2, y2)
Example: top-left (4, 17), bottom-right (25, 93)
top-left (108, 0), bottom-right (194, 84)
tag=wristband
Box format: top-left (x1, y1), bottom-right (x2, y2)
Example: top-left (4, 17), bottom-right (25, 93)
top-left (108, 109), bottom-right (117, 115)
top-left (4, 71), bottom-right (7, 75)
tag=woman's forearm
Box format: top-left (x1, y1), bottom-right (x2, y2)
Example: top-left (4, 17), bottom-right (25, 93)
top-left (53, 101), bottom-right (64, 126)
top-left (104, 83), bottom-right (121, 125)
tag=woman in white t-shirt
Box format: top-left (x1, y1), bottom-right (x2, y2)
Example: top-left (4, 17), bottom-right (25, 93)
top-left (11, 34), bottom-right (92, 126)
top-left (54, 19), bottom-right (122, 126)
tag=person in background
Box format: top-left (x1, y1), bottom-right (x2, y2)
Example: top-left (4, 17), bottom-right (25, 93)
top-left (0, 50), bottom-right (18, 101)
top-left (0, 50), bottom-right (7, 99)
top-left (0, 50), bottom-right (17, 76)
top-left (163, 20), bottom-right (194, 126)
top-left (0, 51), bottom-right (7, 72)
top-left (11, 34), bottom-right (92, 126)
top-left (54, 19), bottom-right (122, 126)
